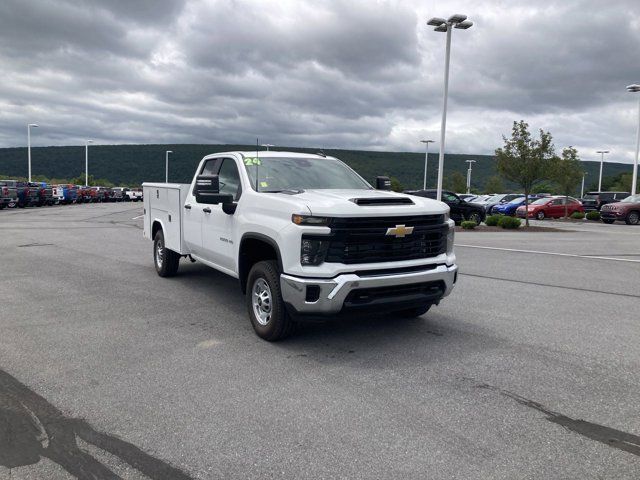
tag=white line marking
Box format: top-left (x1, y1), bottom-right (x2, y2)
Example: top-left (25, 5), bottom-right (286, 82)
top-left (455, 244), bottom-right (640, 263)
top-left (131, 214), bottom-right (144, 220)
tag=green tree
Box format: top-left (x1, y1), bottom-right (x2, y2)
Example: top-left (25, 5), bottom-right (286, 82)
top-left (389, 176), bottom-right (404, 192)
top-left (551, 147), bottom-right (584, 217)
top-left (483, 175), bottom-right (505, 194)
top-left (444, 171), bottom-right (467, 193)
top-left (495, 120), bottom-right (555, 226)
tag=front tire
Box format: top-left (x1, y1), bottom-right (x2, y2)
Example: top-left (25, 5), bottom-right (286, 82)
top-left (536, 210), bottom-right (545, 220)
top-left (467, 212), bottom-right (482, 225)
top-left (625, 211), bottom-right (639, 225)
top-left (154, 230), bottom-right (180, 277)
top-left (246, 260), bottom-right (296, 341)
top-left (602, 219), bottom-right (615, 224)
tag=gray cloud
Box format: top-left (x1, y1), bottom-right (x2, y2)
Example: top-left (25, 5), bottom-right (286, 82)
top-left (0, 0), bottom-right (639, 165)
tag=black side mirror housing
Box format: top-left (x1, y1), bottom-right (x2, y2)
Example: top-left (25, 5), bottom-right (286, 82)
top-left (195, 175), bottom-right (233, 205)
top-left (376, 176), bottom-right (391, 190)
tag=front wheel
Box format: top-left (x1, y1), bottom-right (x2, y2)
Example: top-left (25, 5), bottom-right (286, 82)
top-left (246, 260), bottom-right (296, 341)
top-left (154, 230), bottom-right (180, 277)
top-left (536, 211), bottom-right (545, 220)
top-left (602, 219), bottom-right (615, 224)
top-left (625, 211), bottom-right (639, 225)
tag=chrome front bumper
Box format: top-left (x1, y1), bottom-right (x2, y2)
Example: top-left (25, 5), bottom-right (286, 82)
top-left (280, 264), bottom-right (458, 315)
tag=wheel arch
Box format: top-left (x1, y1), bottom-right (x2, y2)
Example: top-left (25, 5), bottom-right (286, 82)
top-left (238, 233), bottom-right (284, 294)
top-left (151, 219), bottom-right (165, 240)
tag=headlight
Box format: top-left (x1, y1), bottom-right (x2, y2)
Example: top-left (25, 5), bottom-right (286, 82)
top-left (300, 237), bottom-right (328, 265)
top-left (292, 215), bottom-right (330, 226)
top-left (446, 219), bottom-right (455, 254)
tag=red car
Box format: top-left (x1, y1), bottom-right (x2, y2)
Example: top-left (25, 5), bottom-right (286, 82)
top-left (600, 194), bottom-right (640, 225)
top-left (516, 196), bottom-right (584, 220)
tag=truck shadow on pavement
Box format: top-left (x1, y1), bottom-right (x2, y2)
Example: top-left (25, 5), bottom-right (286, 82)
top-left (0, 369), bottom-right (193, 479)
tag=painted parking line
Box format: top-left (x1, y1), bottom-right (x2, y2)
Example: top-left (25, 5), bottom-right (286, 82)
top-left (131, 214), bottom-right (144, 220)
top-left (455, 244), bottom-right (640, 263)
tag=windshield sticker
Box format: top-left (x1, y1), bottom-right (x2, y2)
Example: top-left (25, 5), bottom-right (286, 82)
top-left (260, 181), bottom-right (268, 188)
top-left (243, 157), bottom-right (262, 166)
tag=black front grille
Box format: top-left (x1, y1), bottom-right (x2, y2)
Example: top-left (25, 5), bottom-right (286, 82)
top-left (344, 281), bottom-right (446, 307)
top-left (322, 215), bottom-right (447, 264)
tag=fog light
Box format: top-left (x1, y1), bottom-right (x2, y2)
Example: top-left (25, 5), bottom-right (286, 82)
top-left (305, 285), bottom-right (321, 302)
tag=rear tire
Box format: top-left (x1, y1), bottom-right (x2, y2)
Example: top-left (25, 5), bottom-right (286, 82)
top-left (396, 305), bottom-right (431, 318)
top-left (246, 260), bottom-right (296, 341)
top-left (625, 211), bottom-right (639, 225)
top-left (153, 230), bottom-right (180, 277)
top-left (536, 211), bottom-right (545, 220)
top-left (467, 212), bottom-right (482, 225)
top-left (602, 219), bottom-right (615, 224)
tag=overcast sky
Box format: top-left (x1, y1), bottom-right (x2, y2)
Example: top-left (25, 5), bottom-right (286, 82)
top-left (1, 0), bottom-right (639, 163)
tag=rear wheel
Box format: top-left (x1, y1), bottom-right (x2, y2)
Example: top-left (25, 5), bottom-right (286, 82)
top-left (536, 210), bottom-right (545, 220)
top-left (467, 212), bottom-right (482, 225)
top-left (396, 305), bottom-right (431, 318)
top-left (602, 219), bottom-right (615, 224)
top-left (153, 229), bottom-right (180, 277)
top-left (625, 211), bottom-right (639, 225)
top-left (246, 260), bottom-right (296, 341)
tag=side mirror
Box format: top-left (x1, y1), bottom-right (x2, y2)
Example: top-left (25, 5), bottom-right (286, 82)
top-left (376, 176), bottom-right (391, 190)
top-left (194, 175), bottom-right (233, 205)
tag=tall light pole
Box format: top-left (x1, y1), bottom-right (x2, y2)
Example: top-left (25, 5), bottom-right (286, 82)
top-left (581, 172), bottom-right (588, 198)
top-left (427, 14), bottom-right (473, 201)
top-left (596, 150), bottom-right (609, 191)
top-left (261, 144), bottom-right (274, 151)
top-left (465, 159), bottom-right (476, 194)
top-left (85, 140), bottom-right (93, 186)
top-left (420, 140), bottom-right (435, 189)
top-left (27, 123), bottom-right (39, 182)
top-left (627, 84), bottom-right (640, 195)
top-left (165, 150), bottom-right (172, 183)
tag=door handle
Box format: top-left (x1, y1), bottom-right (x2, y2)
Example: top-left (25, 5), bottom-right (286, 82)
top-left (184, 204), bottom-right (192, 209)
top-left (203, 207), bottom-right (211, 214)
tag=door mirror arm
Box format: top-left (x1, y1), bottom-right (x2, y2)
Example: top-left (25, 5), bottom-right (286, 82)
top-left (222, 202), bottom-right (237, 215)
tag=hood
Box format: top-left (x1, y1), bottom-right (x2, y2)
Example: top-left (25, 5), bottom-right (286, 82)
top-left (283, 189), bottom-right (449, 217)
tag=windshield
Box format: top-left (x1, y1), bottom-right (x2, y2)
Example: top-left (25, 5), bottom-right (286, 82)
top-left (531, 198), bottom-right (550, 205)
top-left (583, 194), bottom-right (598, 199)
top-left (509, 197), bottom-right (525, 204)
top-left (243, 156), bottom-right (371, 192)
top-left (621, 194), bottom-right (640, 203)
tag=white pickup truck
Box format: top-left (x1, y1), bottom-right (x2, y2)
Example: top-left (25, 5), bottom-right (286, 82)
top-left (143, 151), bottom-right (458, 341)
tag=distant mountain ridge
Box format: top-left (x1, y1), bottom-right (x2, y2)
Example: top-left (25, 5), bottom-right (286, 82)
top-left (0, 143), bottom-right (633, 192)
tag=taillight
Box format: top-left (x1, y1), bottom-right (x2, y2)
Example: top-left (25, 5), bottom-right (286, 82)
top-left (2, 187), bottom-right (7, 195)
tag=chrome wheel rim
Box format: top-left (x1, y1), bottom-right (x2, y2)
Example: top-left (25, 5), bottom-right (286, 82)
top-left (252, 278), bottom-right (272, 326)
top-left (537, 211), bottom-right (544, 220)
top-left (630, 212), bottom-right (639, 224)
top-left (155, 239), bottom-right (164, 268)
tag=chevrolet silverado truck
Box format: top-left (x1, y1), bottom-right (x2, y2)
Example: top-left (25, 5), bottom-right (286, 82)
top-left (143, 151), bottom-right (458, 341)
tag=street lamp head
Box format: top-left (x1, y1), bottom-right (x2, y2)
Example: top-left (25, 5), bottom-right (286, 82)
top-left (596, 150), bottom-right (609, 154)
top-left (427, 17), bottom-right (446, 26)
top-left (447, 14), bottom-right (467, 24)
top-left (420, 139), bottom-right (435, 144)
top-left (166, 150), bottom-right (173, 154)
top-left (465, 159), bottom-right (476, 163)
top-left (454, 20), bottom-right (473, 29)
top-left (87, 140), bottom-right (93, 144)
top-left (626, 84), bottom-right (640, 93)
top-left (28, 123), bottom-right (39, 128)
top-left (434, 24), bottom-right (448, 32)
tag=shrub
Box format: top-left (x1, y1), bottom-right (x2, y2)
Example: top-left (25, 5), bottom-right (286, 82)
top-left (485, 215), bottom-right (501, 226)
top-left (461, 221), bottom-right (477, 230)
top-left (570, 211), bottom-right (585, 219)
top-left (498, 216), bottom-right (521, 229)
top-left (586, 211), bottom-right (600, 221)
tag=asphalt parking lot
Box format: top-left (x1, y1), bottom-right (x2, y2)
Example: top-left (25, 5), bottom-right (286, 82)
top-left (1, 203), bottom-right (639, 479)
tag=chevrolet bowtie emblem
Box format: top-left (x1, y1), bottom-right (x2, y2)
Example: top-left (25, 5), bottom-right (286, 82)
top-left (386, 224), bottom-right (414, 238)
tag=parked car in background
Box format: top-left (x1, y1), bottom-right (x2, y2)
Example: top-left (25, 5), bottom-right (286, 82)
top-left (0, 180), bottom-right (18, 209)
top-left (458, 194), bottom-right (477, 202)
top-left (75, 185), bottom-right (92, 203)
top-left (91, 186), bottom-right (111, 202)
top-left (405, 189), bottom-right (486, 225)
top-left (492, 196), bottom-right (529, 216)
top-left (483, 193), bottom-right (523, 214)
top-left (29, 182), bottom-right (53, 207)
top-left (125, 188), bottom-right (143, 202)
top-left (581, 191), bottom-right (629, 211)
top-left (600, 194), bottom-right (640, 225)
top-left (516, 196), bottom-right (584, 220)
top-left (110, 187), bottom-right (126, 202)
top-left (15, 181), bottom-right (39, 207)
top-left (52, 185), bottom-right (64, 204)
top-left (58, 184), bottom-right (78, 204)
